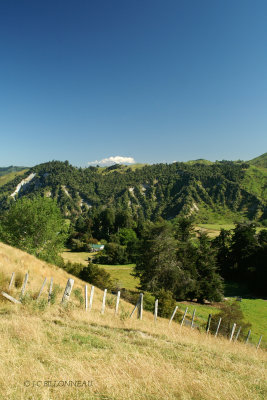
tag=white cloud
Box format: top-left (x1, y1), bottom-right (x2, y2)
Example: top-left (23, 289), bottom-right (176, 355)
top-left (88, 155), bottom-right (136, 166)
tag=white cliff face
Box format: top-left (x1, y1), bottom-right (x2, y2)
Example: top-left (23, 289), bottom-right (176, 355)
top-left (141, 184), bottom-right (149, 195)
top-left (62, 185), bottom-right (70, 197)
top-left (80, 198), bottom-right (92, 208)
top-left (10, 173), bottom-right (36, 198)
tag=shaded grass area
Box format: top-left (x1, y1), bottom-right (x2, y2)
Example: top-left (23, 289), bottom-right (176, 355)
top-left (62, 250), bottom-right (93, 266)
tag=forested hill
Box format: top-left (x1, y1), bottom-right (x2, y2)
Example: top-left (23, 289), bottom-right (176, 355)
top-left (0, 157), bottom-right (266, 224)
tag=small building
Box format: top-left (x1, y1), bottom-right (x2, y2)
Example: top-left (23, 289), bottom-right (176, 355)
top-left (90, 244), bottom-right (105, 252)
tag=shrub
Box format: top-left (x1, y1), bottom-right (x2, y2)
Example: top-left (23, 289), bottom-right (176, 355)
top-left (73, 288), bottom-right (84, 307)
top-left (106, 295), bottom-right (115, 308)
top-left (156, 289), bottom-right (177, 318)
top-left (79, 263), bottom-right (114, 290)
top-left (50, 284), bottom-right (61, 305)
top-left (14, 272), bottom-right (24, 288)
top-left (97, 242), bottom-right (128, 265)
top-left (210, 300), bottom-right (251, 340)
top-left (63, 261), bottom-right (84, 276)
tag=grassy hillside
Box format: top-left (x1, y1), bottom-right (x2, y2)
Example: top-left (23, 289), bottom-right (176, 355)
top-left (0, 166), bottom-right (27, 176)
top-left (0, 242), bottom-right (266, 400)
top-left (0, 168), bottom-right (29, 187)
top-left (241, 165), bottom-right (267, 202)
top-left (248, 153), bottom-right (267, 169)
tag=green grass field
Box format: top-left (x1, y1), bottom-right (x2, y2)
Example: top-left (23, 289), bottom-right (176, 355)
top-left (0, 169), bottom-right (29, 187)
top-left (197, 223), bottom-right (265, 237)
top-left (98, 263), bottom-right (139, 290)
top-left (62, 250), bottom-right (93, 266)
top-left (240, 299), bottom-right (267, 342)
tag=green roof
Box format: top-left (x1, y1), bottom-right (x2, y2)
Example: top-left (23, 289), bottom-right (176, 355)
top-left (90, 244), bottom-right (104, 249)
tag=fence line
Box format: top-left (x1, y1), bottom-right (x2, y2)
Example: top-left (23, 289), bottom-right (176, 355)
top-left (115, 291), bottom-right (120, 315)
top-left (61, 278), bottom-right (74, 304)
top-left (8, 272), bottom-right (15, 290)
top-left (20, 272), bottom-right (29, 298)
top-left (181, 307), bottom-right (188, 327)
top-left (215, 317), bottom-right (222, 337)
top-left (85, 285), bottom-right (88, 311)
top-left (190, 309), bottom-right (196, 329)
top-left (206, 314), bottom-right (212, 333)
top-left (48, 277), bottom-right (53, 303)
top-left (101, 289), bottom-right (107, 314)
top-left (89, 285), bottom-right (94, 310)
top-left (0, 271), bottom-right (263, 350)
top-left (37, 278), bottom-right (47, 301)
top-left (169, 306), bottom-right (178, 325)
top-left (154, 299), bottom-right (158, 323)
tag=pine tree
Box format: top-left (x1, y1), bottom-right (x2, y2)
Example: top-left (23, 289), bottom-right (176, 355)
top-left (195, 233), bottom-right (223, 303)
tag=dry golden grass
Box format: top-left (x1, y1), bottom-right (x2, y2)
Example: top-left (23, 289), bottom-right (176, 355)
top-left (0, 242), bottom-right (266, 400)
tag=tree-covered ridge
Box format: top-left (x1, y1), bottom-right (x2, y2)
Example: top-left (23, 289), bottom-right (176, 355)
top-left (0, 159), bottom-right (266, 223)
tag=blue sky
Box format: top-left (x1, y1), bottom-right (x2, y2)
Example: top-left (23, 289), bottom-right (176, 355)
top-left (0, 0), bottom-right (266, 167)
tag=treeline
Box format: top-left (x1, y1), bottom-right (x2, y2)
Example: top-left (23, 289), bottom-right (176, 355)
top-left (213, 224), bottom-right (267, 296)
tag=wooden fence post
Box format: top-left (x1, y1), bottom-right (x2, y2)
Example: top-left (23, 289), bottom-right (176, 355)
top-left (36, 278), bottom-right (47, 301)
top-left (48, 278), bottom-right (53, 303)
top-left (190, 309), bottom-right (196, 329)
top-left (137, 293), bottom-right (143, 320)
top-left (229, 323), bottom-right (236, 342)
top-left (256, 335), bottom-right (262, 350)
top-left (215, 317), bottom-right (222, 337)
top-left (154, 299), bottom-right (158, 323)
top-left (169, 306), bottom-right (178, 325)
top-left (130, 293), bottom-right (143, 319)
top-left (1, 291), bottom-right (22, 304)
top-left (115, 291), bottom-right (120, 315)
top-left (61, 278), bottom-right (74, 304)
top-left (234, 326), bottom-right (241, 342)
top-left (101, 289), bottom-right (107, 314)
top-left (8, 272), bottom-right (15, 290)
top-left (20, 272), bottom-right (29, 298)
top-left (181, 307), bottom-right (188, 327)
top-left (206, 314), bottom-right (212, 333)
top-left (245, 329), bottom-right (251, 344)
top-left (85, 285), bottom-right (88, 311)
top-left (89, 285), bottom-right (94, 310)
